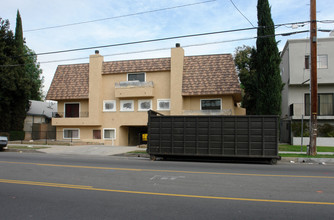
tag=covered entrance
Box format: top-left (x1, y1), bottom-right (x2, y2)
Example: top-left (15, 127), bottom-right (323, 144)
top-left (128, 126), bottom-right (148, 146)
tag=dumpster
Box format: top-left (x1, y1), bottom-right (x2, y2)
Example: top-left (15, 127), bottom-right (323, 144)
top-left (147, 110), bottom-right (280, 164)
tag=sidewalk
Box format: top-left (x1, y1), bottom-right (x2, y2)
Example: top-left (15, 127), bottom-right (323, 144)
top-left (8, 144), bottom-right (143, 156)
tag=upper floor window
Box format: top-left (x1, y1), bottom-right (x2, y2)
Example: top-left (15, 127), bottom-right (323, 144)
top-left (157, 99), bottom-right (170, 111)
top-left (305, 55), bottom-right (328, 69)
top-left (103, 100), bottom-right (116, 112)
top-left (65, 103), bottom-right (79, 118)
top-left (138, 100), bottom-right (152, 111)
top-left (128, 72), bottom-right (145, 82)
top-left (201, 99), bottom-right (222, 110)
top-left (120, 100), bottom-right (134, 112)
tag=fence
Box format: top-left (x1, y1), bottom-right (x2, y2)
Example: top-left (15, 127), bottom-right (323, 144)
top-left (2, 130), bottom-right (87, 145)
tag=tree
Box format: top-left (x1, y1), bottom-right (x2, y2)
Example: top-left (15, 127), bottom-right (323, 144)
top-left (234, 45), bottom-right (257, 115)
top-left (0, 18), bottom-right (16, 131)
top-left (11, 10), bottom-right (30, 131)
top-left (0, 11), bottom-right (43, 132)
top-left (255, 0), bottom-right (283, 115)
top-left (24, 46), bottom-right (44, 101)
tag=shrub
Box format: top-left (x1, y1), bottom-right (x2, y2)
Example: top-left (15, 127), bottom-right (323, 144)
top-left (291, 122), bottom-right (309, 137)
top-left (318, 123), bottom-right (334, 137)
top-left (9, 131), bottom-right (25, 141)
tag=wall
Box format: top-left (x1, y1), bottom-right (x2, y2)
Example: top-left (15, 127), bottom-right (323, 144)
top-left (293, 137), bottom-right (334, 147)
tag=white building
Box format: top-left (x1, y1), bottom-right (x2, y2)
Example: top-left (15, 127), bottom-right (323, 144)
top-left (280, 37), bottom-right (334, 144)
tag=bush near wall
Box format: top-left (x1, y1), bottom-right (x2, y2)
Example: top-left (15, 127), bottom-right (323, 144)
top-left (318, 124), bottom-right (334, 137)
top-left (292, 122), bottom-right (334, 137)
top-left (9, 131), bottom-right (25, 141)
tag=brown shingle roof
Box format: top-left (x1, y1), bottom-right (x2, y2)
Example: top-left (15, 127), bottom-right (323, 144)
top-left (103, 58), bottom-right (170, 74)
top-left (46, 64), bottom-right (89, 100)
top-left (182, 54), bottom-right (242, 101)
top-left (46, 54), bottom-right (242, 101)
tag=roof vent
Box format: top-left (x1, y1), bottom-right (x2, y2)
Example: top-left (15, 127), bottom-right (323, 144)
top-left (175, 43), bottom-right (180, 48)
top-left (95, 50), bottom-right (99, 54)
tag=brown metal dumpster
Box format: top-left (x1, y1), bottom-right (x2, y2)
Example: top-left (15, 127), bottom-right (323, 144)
top-left (147, 110), bottom-right (280, 164)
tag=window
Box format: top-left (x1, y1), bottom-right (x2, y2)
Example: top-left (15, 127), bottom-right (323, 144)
top-left (120, 100), bottom-right (134, 111)
top-left (128, 72), bottom-right (145, 82)
top-left (63, 129), bottom-right (80, 139)
top-left (138, 100), bottom-right (152, 111)
top-left (305, 56), bottom-right (310, 69)
top-left (305, 93), bottom-right (334, 116)
top-left (65, 103), bottom-right (79, 117)
top-left (103, 100), bottom-right (116, 112)
top-left (305, 55), bottom-right (328, 69)
top-left (93, 130), bottom-right (101, 139)
top-left (201, 99), bottom-right (222, 110)
top-left (157, 99), bottom-right (170, 111)
top-left (103, 128), bottom-right (116, 140)
top-left (318, 55), bottom-right (328, 69)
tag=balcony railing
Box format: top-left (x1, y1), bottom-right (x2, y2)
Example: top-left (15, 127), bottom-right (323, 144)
top-left (183, 109), bottom-right (232, 116)
top-left (52, 112), bottom-right (89, 118)
top-left (115, 81), bottom-right (153, 88)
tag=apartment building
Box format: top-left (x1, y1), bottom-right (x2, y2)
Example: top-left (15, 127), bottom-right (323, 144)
top-left (280, 37), bottom-right (334, 143)
top-left (46, 44), bottom-right (245, 146)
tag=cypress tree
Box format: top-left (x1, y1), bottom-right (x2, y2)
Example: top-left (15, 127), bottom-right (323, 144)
top-left (12, 10), bottom-right (30, 131)
top-left (255, 0), bottom-right (283, 115)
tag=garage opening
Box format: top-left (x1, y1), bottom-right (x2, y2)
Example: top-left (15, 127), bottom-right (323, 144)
top-left (128, 126), bottom-right (147, 146)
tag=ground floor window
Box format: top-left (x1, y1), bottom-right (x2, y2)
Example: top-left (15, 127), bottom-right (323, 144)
top-left (93, 130), bottom-right (101, 139)
top-left (305, 93), bottom-right (334, 116)
top-left (103, 128), bottom-right (116, 140)
top-left (201, 99), bottom-right (222, 110)
top-left (63, 129), bottom-right (80, 139)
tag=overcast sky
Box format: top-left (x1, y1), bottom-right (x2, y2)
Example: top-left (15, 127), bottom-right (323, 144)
top-left (1, 0), bottom-right (333, 97)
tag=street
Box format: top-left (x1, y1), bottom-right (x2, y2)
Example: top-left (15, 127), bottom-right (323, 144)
top-left (1, 152), bottom-right (334, 220)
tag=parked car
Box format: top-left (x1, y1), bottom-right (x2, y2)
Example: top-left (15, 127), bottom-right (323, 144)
top-left (0, 136), bottom-right (8, 151)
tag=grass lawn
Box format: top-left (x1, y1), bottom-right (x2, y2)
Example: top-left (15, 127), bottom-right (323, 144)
top-left (279, 153), bottom-right (334, 158)
top-left (279, 144), bottom-right (334, 152)
top-left (127, 150), bottom-right (147, 154)
top-left (8, 145), bottom-right (49, 150)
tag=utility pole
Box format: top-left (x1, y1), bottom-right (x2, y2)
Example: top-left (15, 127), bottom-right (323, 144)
top-left (309, 0), bottom-right (317, 156)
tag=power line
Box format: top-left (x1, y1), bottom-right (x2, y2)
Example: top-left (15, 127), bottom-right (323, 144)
top-left (229, 0), bottom-right (255, 27)
top-left (25, 0), bottom-right (217, 32)
top-left (0, 30), bottom-right (310, 67)
top-left (33, 20), bottom-right (313, 57)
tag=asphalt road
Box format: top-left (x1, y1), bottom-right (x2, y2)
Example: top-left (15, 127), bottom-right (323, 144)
top-left (1, 152), bottom-right (334, 220)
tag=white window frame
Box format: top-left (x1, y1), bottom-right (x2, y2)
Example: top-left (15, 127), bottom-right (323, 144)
top-left (157, 99), bottom-right (170, 111)
top-left (103, 100), bottom-right (116, 112)
top-left (200, 98), bottom-right (222, 110)
top-left (138, 99), bottom-right (152, 111)
top-left (103, 128), bottom-right (116, 140)
top-left (64, 102), bottom-right (81, 118)
top-left (120, 100), bottom-right (134, 112)
top-left (317, 54), bottom-right (328, 69)
top-left (127, 72), bottom-right (146, 82)
top-left (63, 128), bottom-right (80, 139)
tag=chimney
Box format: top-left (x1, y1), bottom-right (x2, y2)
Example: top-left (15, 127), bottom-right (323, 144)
top-left (88, 51), bottom-right (104, 123)
top-left (170, 43), bottom-right (184, 115)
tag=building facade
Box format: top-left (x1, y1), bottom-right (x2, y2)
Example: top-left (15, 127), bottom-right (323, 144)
top-left (280, 37), bottom-right (334, 143)
top-left (46, 45), bottom-right (245, 146)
